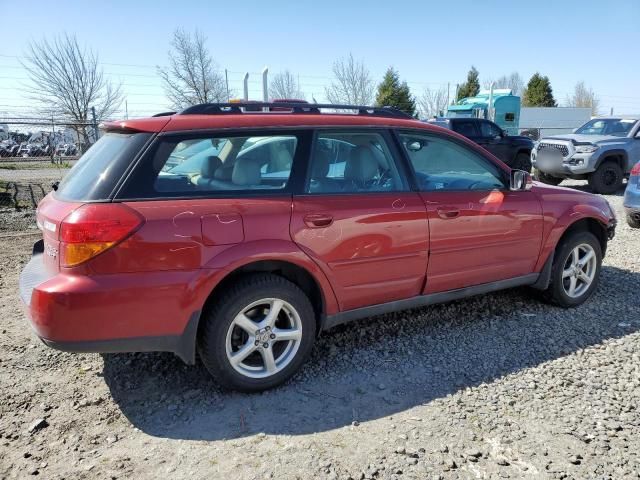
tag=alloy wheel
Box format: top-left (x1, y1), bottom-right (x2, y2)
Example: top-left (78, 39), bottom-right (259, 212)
top-left (561, 243), bottom-right (597, 298)
top-left (225, 298), bottom-right (302, 379)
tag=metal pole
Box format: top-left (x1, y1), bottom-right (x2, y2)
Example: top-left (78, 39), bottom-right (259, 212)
top-left (243, 73), bottom-right (249, 101)
top-left (446, 82), bottom-right (450, 108)
top-left (225, 69), bottom-right (230, 101)
top-left (262, 67), bottom-right (269, 104)
top-left (125, 100), bottom-right (129, 120)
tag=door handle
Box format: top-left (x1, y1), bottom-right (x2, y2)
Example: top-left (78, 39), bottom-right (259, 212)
top-left (303, 213), bottom-right (333, 228)
top-left (436, 207), bottom-right (460, 219)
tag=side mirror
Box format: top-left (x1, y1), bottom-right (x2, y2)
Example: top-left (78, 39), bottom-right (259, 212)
top-left (510, 170), bottom-right (533, 191)
top-left (635, 131), bottom-right (640, 139)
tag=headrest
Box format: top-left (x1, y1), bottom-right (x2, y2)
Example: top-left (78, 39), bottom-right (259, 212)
top-left (232, 157), bottom-right (261, 186)
top-left (311, 148), bottom-right (331, 178)
top-left (200, 156), bottom-right (223, 178)
top-left (345, 146), bottom-right (378, 183)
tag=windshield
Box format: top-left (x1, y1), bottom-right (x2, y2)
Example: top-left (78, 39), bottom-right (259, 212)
top-left (575, 119), bottom-right (637, 137)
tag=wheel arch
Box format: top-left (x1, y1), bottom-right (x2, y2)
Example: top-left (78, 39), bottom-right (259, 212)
top-left (555, 217), bottom-right (608, 260)
top-left (594, 149), bottom-right (628, 171)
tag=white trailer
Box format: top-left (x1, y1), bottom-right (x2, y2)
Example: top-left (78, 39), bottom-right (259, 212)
top-left (519, 107), bottom-right (591, 139)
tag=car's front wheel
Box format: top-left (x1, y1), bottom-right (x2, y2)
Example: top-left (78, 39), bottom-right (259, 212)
top-left (542, 230), bottom-right (602, 307)
top-left (198, 274), bottom-right (316, 392)
top-left (513, 152), bottom-right (532, 172)
top-left (627, 213), bottom-right (640, 228)
top-left (588, 161), bottom-right (623, 194)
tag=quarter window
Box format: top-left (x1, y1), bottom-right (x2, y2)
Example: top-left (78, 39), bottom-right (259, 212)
top-left (124, 134), bottom-right (298, 197)
top-left (306, 131), bottom-right (408, 193)
top-left (398, 132), bottom-right (506, 191)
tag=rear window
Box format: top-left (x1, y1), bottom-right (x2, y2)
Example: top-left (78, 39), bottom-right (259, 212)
top-left (55, 132), bottom-right (151, 201)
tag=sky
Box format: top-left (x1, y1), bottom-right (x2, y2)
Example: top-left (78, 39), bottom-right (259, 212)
top-left (1, 0), bottom-right (639, 120)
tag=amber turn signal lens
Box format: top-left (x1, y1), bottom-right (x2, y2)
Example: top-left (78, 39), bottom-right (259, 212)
top-left (61, 242), bottom-right (115, 267)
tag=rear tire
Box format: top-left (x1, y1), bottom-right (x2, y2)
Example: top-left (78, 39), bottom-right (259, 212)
top-left (197, 273), bottom-right (316, 392)
top-left (588, 161), bottom-right (623, 194)
top-left (541, 231), bottom-right (602, 308)
top-left (512, 152), bottom-right (532, 172)
top-left (627, 213), bottom-right (640, 228)
top-left (534, 168), bottom-right (563, 186)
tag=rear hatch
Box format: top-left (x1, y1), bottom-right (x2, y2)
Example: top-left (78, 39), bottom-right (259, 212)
top-left (19, 131), bottom-right (153, 307)
top-left (37, 131), bottom-right (153, 273)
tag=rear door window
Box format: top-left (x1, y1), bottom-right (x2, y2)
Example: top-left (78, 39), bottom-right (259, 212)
top-left (55, 132), bottom-right (151, 201)
top-left (452, 120), bottom-right (480, 138)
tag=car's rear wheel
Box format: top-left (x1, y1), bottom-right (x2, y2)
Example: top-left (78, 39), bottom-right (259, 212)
top-left (534, 168), bottom-right (563, 186)
top-left (513, 152), bottom-right (532, 172)
top-left (198, 273), bottom-right (316, 392)
top-left (542, 230), bottom-right (602, 307)
top-left (588, 161), bottom-right (623, 194)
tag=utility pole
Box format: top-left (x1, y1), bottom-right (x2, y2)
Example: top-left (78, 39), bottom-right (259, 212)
top-left (125, 100), bottom-right (129, 120)
top-left (225, 69), bottom-right (230, 101)
top-left (446, 82), bottom-right (450, 107)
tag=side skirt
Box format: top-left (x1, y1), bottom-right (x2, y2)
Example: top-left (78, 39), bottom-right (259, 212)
top-left (322, 273), bottom-right (539, 331)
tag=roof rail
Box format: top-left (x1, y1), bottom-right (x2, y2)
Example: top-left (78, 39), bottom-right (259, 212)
top-left (179, 102), bottom-right (412, 119)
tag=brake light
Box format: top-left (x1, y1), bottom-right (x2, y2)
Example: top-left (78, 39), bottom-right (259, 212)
top-left (631, 162), bottom-right (640, 176)
top-left (59, 204), bottom-right (143, 267)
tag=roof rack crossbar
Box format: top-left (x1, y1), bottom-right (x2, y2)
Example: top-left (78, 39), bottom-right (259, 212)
top-left (178, 102), bottom-right (412, 119)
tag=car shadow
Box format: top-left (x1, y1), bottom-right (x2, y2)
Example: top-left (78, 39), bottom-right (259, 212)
top-left (102, 265), bottom-right (639, 441)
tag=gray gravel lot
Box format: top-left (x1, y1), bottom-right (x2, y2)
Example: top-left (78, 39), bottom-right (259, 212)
top-left (0, 179), bottom-right (638, 479)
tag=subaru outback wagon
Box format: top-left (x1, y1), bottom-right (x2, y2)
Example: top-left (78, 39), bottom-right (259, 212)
top-left (20, 103), bottom-right (617, 392)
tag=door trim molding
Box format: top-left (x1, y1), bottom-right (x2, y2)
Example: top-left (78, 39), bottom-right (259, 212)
top-left (322, 273), bottom-right (539, 331)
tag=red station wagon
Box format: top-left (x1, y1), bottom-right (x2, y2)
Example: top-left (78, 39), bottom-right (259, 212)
top-left (20, 103), bottom-right (617, 391)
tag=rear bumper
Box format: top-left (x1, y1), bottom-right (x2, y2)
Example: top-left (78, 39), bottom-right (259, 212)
top-left (19, 253), bottom-right (220, 364)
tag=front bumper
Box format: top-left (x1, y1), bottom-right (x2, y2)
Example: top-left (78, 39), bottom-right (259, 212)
top-left (19, 251), bottom-right (218, 364)
top-left (532, 149), bottom-right (596, 176)
top-left (623, 184), bottom-right (640, 213)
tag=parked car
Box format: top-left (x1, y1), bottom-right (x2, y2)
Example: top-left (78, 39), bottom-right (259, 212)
top-left (20, 102), bottom-right (616, 392)
top-left (427, 117), bottom-right (533, 171)
top-left (531, 117), bottom-right (640, 194)
top-left (624, 161), bottom-right (640, 228)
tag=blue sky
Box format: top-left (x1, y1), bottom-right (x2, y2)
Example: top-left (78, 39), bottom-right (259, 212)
top-left (1, 0), bottom-right (639, 118)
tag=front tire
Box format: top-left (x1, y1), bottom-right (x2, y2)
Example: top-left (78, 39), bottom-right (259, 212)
top-left (512, 152), bottom-right (532, 172)
top-left (542, 231), bottom-right (602, 308)
top-left (534, 168), bottom-right (563, 186)
top-left (198, 274), bottom-right (316, 392)
top-left (627, 213), bottom-right (640, 228)
top-left (588, 161), bottom-right (623, 194)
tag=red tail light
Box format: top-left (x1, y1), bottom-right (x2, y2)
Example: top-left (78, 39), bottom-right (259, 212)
top-left (59, 204), bottom-right (143, 267)
top-left (631, 162), bottom-right (640, 176)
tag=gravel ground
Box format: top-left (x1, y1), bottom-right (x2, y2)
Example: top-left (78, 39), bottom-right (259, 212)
top-left (0, 180), bottom-right (639, 479)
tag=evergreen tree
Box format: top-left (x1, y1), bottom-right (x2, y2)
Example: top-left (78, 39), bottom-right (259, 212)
top-left (375, 67), bottom-right (416, 117)
top-left (456, 66), bottom-right (480, 101)
top-left (522, 73), bottom-right (557, 107)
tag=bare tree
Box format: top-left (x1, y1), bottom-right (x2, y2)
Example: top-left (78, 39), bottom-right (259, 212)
top-left (22, 34), bottom-right (122, 150)
top-left (270, 70), bottom-right (304, 100)
top-left (483, 72), bottom-right (524, 96)
top-left (417, 86), bottom-right (448, 118)
top-left (565, 81), bottom-right (600, 115)
top-left (158, 29), bottom-right (227, 110)
top-left (325, 53), bottom-right (374, 105)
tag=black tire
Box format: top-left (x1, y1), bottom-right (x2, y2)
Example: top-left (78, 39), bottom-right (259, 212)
top-left (541, 230), bottom-right (602, 308)
top-left (627, 213), bottom-right (640, 228)
top-left (512, 152), bottom-right (532, 172)
top-left (534, 168), bottom-right (563, 186)
top-left (588, 161), bottom-right (623, 194)
top-left (197, 273), bottom-right (316, 392)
